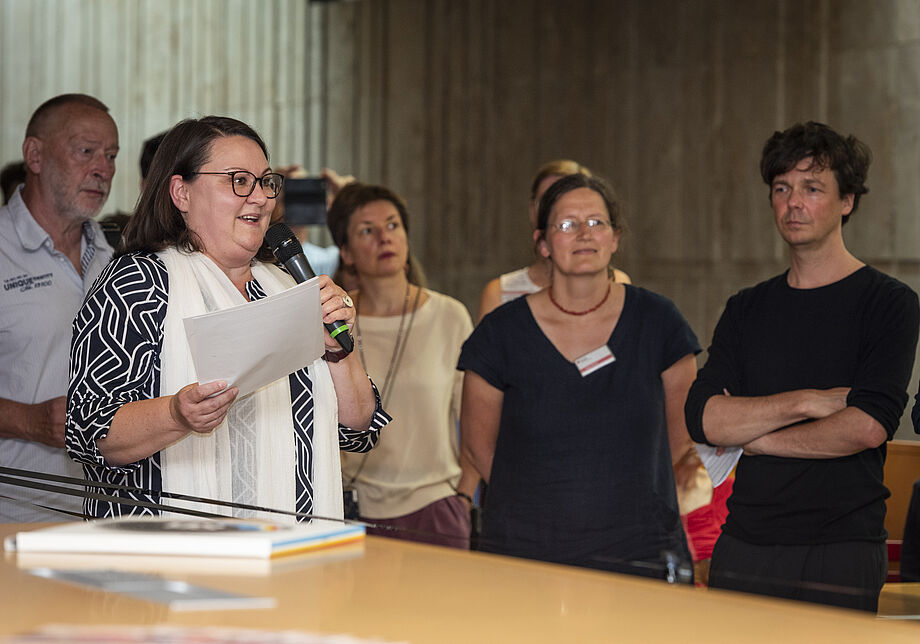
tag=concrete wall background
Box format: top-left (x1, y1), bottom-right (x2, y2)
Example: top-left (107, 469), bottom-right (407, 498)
top-left (3, 0), bottom-right (920, 438)
top-left (322, 0), bottom-right (920, 440)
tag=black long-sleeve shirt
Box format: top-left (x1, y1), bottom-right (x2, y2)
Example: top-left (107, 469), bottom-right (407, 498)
top-left (685, 266), bottom-right (919, 545)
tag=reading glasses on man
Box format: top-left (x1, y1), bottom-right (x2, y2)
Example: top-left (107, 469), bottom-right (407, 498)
top-left (553, 218), bottom-right (612, 234)
top-left (193, 171), bottom-right (285, 198)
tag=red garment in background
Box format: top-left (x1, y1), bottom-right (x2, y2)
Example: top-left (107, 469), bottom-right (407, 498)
top-left (682, 477), bottom-right (734, 563)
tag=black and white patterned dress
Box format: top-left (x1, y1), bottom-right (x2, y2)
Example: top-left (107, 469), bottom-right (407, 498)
top-left (66, 251), bottom-right (389, 519)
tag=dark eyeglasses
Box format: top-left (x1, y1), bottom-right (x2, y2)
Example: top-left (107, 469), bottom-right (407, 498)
top-left (192, 171), bottom-right (284, 198)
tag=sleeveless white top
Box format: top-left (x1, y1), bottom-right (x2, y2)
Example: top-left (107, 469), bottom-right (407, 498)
top-left (498, 267), bottom-right (540, 303)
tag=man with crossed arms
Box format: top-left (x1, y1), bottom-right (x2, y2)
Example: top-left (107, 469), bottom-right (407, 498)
top-left (686, 121), bottom-right (919, 611)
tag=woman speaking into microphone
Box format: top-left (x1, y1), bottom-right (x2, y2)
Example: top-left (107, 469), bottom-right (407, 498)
top-left (66, 116), bottom-right (389, 521)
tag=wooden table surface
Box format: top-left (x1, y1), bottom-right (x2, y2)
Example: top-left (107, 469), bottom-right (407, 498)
top-left (2, 523), bottom-right (918, 642)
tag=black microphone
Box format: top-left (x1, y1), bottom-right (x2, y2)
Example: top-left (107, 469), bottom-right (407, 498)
top-left (265, 222), bottom-right (354, 354)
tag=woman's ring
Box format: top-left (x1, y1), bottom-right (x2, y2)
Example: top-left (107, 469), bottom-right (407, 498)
top-left (342, 294), bottom-right (354, 308)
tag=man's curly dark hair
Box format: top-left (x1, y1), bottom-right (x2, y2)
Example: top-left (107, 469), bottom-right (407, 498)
top-left (760, 121), bottom-right (871, 225)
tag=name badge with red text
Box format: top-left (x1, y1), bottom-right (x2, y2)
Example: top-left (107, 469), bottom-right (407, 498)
top-left (575, 345), bottom-right (615, 377)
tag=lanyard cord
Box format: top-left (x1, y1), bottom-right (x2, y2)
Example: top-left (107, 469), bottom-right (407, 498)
top-left (345, 282), bottom-right (422, 488)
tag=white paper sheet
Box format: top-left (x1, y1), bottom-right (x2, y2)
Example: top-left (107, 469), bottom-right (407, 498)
top-left (183, 278), bottom-right (325, 396)
top-left (694, 443), bottom-right (742, 487)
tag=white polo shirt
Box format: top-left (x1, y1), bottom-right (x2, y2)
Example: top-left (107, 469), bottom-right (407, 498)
top-left (0, 187), bottom-right (113, 521)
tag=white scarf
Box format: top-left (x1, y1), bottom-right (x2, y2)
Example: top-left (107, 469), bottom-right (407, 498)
top-left (156, 248), bottom-right (343, 523)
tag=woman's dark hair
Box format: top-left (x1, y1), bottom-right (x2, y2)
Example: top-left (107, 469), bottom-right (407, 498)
top-left (119, 116), bottom-right (273, 260)
top-left (535, 173), bottom-right (624, 238)
top-left (760, 121), bottom-right (871, 225)
top-left (326, 182), bottom-right (426, 286)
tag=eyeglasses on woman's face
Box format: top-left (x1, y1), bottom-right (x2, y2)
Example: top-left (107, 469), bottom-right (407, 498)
top-left (192, 170), bottom-right (284, 198)
top-left (551, 217), bottom-right (612, 234)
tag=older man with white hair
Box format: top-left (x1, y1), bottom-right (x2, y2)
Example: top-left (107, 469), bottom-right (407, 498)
top-left (0, 93), bottom-right (118, 521)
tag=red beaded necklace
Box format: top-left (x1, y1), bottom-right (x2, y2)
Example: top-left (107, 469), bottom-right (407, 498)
top-left (547, 283), bottom-right (611, 316)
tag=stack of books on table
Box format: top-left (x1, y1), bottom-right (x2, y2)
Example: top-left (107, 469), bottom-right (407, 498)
top-left (4, 516), bottom-right (365, 560)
